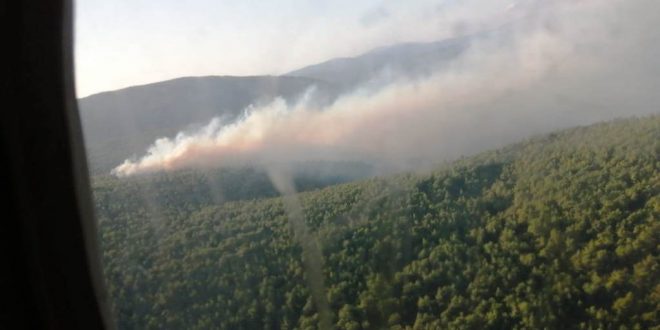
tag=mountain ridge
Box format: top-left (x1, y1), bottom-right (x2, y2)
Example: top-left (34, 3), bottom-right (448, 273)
top-left (284, 36), bottom-right (469, 89)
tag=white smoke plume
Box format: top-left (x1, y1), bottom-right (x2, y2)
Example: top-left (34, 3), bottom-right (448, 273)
top-left (113, 0), bottom-right (660, 177)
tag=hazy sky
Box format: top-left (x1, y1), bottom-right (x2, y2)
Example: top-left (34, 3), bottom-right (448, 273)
top-left (74, 0), bottom-right (512, 97)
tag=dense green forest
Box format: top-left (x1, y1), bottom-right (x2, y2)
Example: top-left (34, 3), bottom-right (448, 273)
top-left (93, 116), bottom-right (659, 329)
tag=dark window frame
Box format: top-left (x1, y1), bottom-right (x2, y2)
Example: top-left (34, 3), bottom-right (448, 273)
top-left (1, 0), bottom-right (111, 328)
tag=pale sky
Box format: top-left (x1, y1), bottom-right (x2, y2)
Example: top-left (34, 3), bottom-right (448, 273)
top-left (74, 0), bottom-right (511, 97)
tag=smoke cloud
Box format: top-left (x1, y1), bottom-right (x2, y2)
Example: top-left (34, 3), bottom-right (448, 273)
top-left (113, 0), bottom-right (660, 177)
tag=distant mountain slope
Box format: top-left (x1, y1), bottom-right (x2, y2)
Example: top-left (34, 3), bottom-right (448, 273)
top-left (93, 116), bottom-right (660, 329)
top-left (79, 76), bottom-right (337, 174)
top-left (79, 35), bottom-right (475, 175)
top-left (285, 37), bottom-right (470, 89)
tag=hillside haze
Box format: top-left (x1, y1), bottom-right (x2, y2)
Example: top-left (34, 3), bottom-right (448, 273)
top-left (79, 75), bottom-right (340, 174)
top-left (78, 37), bottom-right (469, 175)
top-left (285, 36), bottom-right (470, 90)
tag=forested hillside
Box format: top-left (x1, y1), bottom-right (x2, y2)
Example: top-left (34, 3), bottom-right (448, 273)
top-left (93, 116), bottom-right (659, 329)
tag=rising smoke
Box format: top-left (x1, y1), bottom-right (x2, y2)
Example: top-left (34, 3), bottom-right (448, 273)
top-left (112, 0), bottom-right (660, 177)
top-left (109, 2), bottom-right (660, 326)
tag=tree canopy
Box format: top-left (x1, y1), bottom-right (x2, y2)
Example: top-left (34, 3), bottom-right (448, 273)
top-left (93, 116), bottom-right (659, 329)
